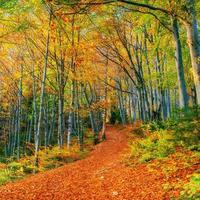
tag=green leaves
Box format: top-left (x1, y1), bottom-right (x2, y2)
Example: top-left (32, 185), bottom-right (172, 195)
top-left (16, 21), bottom-right (30, 32)
top-left (180, 173), bottom-right (200, 199)
top-left (0, 0), bottom-right (18, 9)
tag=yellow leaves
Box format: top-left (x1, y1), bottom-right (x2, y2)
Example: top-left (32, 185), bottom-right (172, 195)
top-left (0, 101), bottom-right (9, 110)
top-left (30, 0), bottom-right (42, 8)
top-left (90, 100), bottom-right (110, 111)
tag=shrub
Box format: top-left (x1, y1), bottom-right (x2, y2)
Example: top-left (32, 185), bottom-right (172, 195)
top-left (139, 153), bottom-right (155, 163)
top-left (7, 162), bottom-right (23, 172)
top-left (179, 173), bottom-right (200, 200)
top-left (0, 163), bottom-right (26, 186)
top-left (131, 107), bottom-right (200, 165)
top-left (0, 170), bottom-right (12, 185)
top-left (130, 130), bottom-right (176, 163)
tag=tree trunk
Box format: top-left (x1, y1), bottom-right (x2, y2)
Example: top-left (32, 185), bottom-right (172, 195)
top-left (101, 56), bottom-right (108, 140)
top-left (17, 65), bottom-right (23, 160)
top-left (184, 0), bottom-right (200, 104)
top-left (34, 13), bottom-right (52, 170)
top-left (67, 80), bottom-right (75, 148)
top-left (172, 18), bottom-right (188, 108)
top-left (57, 29), bottom-right (65, 148)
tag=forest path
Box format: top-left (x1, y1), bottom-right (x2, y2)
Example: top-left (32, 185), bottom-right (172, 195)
top-left (0, 126), bottom-right (166, 200)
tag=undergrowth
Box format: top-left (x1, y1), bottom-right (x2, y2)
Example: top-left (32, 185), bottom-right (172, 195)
top-left (128, 107), bottom-right (200, 199)
top-left (179, 173), bottom-right (200, 200)
top-left (0, 130), bottom-right (94, 186)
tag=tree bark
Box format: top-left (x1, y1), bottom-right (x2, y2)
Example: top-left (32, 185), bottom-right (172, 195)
top-left (34, 13), bottom-right (52, 170)
top-left (184, 0), bottom-right (200, 104)
top-left (172, 18), bottom-right (188, 108)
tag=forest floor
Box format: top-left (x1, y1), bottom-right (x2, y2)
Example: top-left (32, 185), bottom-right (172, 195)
top-left (0, 125), bottom-right (198, 200)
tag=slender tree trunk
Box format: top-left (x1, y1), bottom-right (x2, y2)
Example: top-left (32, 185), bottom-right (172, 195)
top-left (67, 81), bottom-right (75, 148)
top-left (43, 101), bottom-right (49, 150)
top-left (12, 108), bottom-right (17, 156)
top-left (57, 29), bottom-right (65, 148)
top-left (184, 0), bottom-right (200, 104)
top-left (48, 96), bottom-right (56, 145)
top-left (17, 65), bottom-right (23, 160)
top-left (34, 13), bottom-right (52, 170)
top-left (172, 18), bottom-right (188, 108)
top-left (67, 15), bottom-right (76, 149)
top-left (32, 63), bottom-right (38, 157)
top-left (28, 118), bottom-right (33, 143)
top-left (58, 79), bottom-right (64, 148)
top-left (101, 56), bottom-right (108, 140)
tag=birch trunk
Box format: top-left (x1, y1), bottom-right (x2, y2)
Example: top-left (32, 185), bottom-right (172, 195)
top-left (184, 0), bottom-right (200, 104)
top-left (34, 13), bottom-right (51, 169)
top-left (172, 18), bottom-right (188, 108)
top-left (101, 56), bottom-right (108, 140)
top-left (17, 65), bottom-right (23, 160)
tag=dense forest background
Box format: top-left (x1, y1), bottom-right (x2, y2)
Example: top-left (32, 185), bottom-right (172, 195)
top-left (0, 0), bottom-right (200, 188)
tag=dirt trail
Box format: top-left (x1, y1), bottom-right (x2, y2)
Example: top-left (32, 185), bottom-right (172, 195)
top-left (0, 126), bottom-right (166, 200)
